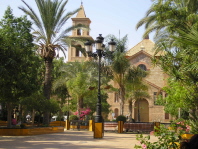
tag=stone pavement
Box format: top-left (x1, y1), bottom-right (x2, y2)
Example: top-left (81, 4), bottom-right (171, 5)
top-left (0, 130), bottom-right (158, 149)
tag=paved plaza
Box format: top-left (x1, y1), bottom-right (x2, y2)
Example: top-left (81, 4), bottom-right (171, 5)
top-left (0, 130), bottom-right (158, 149)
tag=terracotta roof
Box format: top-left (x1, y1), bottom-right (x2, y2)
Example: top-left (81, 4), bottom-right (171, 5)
top-left (145, 80), bottom-right (162, 90)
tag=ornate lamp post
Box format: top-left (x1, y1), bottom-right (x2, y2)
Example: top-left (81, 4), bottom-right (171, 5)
top-left (84, 34), bottom-right (116, 138)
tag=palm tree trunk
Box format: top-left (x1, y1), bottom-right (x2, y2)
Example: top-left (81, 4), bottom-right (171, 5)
top-left (31, 109), bottom-right (35, 126)
top-left (119, 87), bottom-right (125, 115)
top-left (137, 100), bottom-right (140, 122)
top-left (77, 98), bottom-right (81, 119)
top-left (128, 99), bottom-right (132, 122)
top-left (6, 102), bottom-right (12, 128)
top-left (43, 59), bottom-right (53, 125)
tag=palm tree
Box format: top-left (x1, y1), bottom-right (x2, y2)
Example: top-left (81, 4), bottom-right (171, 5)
top-left (19, 0), bottom-right (86, 124)
top-left (125, 67), bottom-right (149, 122)
top-left (106, 35), bottom-right (148, 116)
top-left (53, 61), bottom-right (98, 118)
top-left (136, 0), bottom-right (198, 39)
top-left (105, 35), bottom-right (130, 115)
top-left (136, 0), bottom-right (198, 120)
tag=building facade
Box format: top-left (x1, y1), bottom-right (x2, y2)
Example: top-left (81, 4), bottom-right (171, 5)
top-left (68, 4), bottom-right (170, 123)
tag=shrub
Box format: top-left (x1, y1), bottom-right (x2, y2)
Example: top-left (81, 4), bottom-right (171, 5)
top-left (116, 115), bottom-right (127, 123)
top-left (20, 123), bottom-right (26, 129)
top-left (69, 115), bottom-right (79, 120)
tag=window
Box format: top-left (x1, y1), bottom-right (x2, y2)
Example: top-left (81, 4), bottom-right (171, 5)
top-left (154, 92), bottom-right (163, 105)
top-left (76, 49), bottom-right (80, 57)
top-left (114, 108), bottom-right (119, 118)
top-left (75, 45), bottom-right (82, 57)
top-left (138, 64), bottom-right (147, 71)
top-left (165, 113), bottom-right (169, 119)
top-left (77, 29), bottom-right (82, 35)
top-left (114, 93), bottom-right (119, 103)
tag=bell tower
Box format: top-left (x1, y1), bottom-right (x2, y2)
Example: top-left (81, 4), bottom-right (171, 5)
top-left (68, 4), bottom-right (93, 62)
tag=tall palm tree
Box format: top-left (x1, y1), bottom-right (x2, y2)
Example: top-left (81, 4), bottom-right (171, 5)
top-left (105, 35), bottom-right (130, 115)
top-left (136, 0), bottom-right (198, 120)
top-left (19, 0), bottom-right (86, 124)
top-left (125, 67), bottom-right (149, 122)
top-left (106, 35), bottom-right (148, 116)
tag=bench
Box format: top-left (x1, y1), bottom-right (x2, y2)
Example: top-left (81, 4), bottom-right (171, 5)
top-left (124, 122), bottom-right (154, 132)
top-left (104, 122), bottom-right (118, 131)
top-left (0, 121), bottom-right (7, 126)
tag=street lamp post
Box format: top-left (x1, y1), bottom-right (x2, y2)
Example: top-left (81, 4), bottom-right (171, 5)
top-left (84, 34), bottom-right (116, 138)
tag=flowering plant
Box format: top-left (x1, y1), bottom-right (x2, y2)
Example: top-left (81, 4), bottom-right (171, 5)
top-left (134, 124), bottom-right (182, 149)
top-left (176, 121), bottom-right (190, 134)
top-left (74, 108), bottom-right (91, 120)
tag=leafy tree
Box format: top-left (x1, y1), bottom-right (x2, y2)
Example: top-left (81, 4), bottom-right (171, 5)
top-left (0, 7), bottom-right (38, 127)
top-left (53, 61), bottom-right (111, 119)
top-left (137, 0), bottom-right (198, 120)
top-left (53, 61), bottom-right (96, 118)
top-left (19, 0), bottom-right (87, 124)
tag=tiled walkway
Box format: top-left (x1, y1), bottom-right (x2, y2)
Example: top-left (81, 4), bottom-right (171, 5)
top-left (0, 130), bottom-right (158, 149)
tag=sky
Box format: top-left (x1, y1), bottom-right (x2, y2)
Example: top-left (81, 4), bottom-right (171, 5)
top-left (0, 0), bottom-right (154, 58)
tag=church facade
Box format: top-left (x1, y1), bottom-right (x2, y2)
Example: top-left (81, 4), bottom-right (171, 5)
top-left (68, 4), bottom-right (171, 123)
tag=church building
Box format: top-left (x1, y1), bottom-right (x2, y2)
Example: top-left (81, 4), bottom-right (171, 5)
top-left (68, 4), bottom-right (171, 123)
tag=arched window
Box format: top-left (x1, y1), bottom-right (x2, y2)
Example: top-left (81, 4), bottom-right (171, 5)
top-left (75, 45), bottom-right (82, 57)
top-left (77, 29), bottom-right (82, 35)
top-left (138, 64), bottom-right (147, 71)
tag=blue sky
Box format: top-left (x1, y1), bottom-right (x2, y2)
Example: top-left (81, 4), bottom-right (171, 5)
top-left (0, 0), bottom-right (154, 51)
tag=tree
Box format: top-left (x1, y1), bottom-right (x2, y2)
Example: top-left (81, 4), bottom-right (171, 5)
top-left (106, 34), bottom-right (144, 115)
top-left (19, 0), bottom-right (87, 124)
top-left (125, 67), bottom-right (149, 122)
top-left (0, 7), bottom-right (38, 127)
top-left (53, 61), bottom-right (111, 119)
top-left (136, 0), bottom-right (198, 39)
top-left (156, 78), bottom-right (193, 118)
top-left (53, 61), bottom-right (96, 118)
top-left (136, 0), bottom-right (198, 120)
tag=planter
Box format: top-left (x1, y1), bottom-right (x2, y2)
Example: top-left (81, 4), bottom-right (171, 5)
top-left (181, 134), bottom-right (194, 140)
top-left (0, 126), bottom-right (64, 136)
top-left (70, 125), bottom-right (88, 129)
top-left (70, 125), bottom-right (77, 129)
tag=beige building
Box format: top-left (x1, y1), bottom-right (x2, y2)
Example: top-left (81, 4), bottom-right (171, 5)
top-left (68, 4), bottom-right (93, 62)
top-left (68, 4), bottom-right (170, 123)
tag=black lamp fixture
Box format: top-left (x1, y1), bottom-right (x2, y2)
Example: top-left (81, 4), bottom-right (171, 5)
top-left (84, 34), bottom-right (116, 138)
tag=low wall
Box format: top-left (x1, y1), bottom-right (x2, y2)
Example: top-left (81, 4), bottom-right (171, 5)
top-left (0, 126), bottom-right (64, 136)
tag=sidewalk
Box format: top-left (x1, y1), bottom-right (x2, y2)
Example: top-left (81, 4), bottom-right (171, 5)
top-left (0, 130), bottom-right (158, 149)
